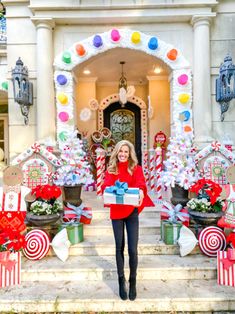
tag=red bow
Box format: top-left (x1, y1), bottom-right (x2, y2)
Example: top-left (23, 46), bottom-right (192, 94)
top-left (221, 248), bottom-right (235, 270)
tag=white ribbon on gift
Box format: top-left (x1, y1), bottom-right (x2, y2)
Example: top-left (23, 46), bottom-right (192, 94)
top-left (162, 201), bottom-right (189, 223)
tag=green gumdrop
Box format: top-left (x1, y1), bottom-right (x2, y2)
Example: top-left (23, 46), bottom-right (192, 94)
top-left (1, 81), bottom-right (8, 90)
top-left (62, 51), bottom-right (71, 64)
top-left (59, 131), bottom-right (68, 142)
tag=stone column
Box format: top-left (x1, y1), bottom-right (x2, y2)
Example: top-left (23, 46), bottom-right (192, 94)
top-left (33, 18), bottom-right (55, 141)
top-left (191, 15), bottom-right (214, 147)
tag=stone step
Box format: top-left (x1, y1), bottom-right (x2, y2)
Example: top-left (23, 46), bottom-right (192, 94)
top-left (1, 279), bottom-right (234, 313)
top-left (84, 217), bottom-right (160, 236)
top-left (47, 234), bottom-right (200, 256)
top-left (21, 254), bottom-right (216, 282)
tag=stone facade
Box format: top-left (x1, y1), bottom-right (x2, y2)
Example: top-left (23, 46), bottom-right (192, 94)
top-left (1, 0), bottom-right (235, 159)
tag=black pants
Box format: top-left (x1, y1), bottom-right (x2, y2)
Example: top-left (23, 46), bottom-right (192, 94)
top-left (111, 208), bottom-right (139, 279)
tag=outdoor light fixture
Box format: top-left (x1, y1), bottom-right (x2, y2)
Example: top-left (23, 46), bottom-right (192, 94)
top-left (11, 58), bottom-right (33, 125)
top-left (118, 61), bottom-right (127, 91)
top-left (216, 54), bottom-right (235, 121)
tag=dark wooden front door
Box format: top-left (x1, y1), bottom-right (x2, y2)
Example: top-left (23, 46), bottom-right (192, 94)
top-left (103, 102), bottom-right (141, 164)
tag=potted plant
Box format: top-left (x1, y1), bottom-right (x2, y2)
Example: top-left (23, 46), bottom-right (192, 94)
top-left (161, 133), bottom-right (199, 206)
top-left (26, 184), bottom-right (63, 226)
top-left (187, 178), bottom-right (225, 226)
top-left (53, 131), bottom-right (94, 205)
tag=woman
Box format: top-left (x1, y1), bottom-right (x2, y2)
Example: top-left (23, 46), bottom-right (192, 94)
top-left (102, 140), bottom-right (154, 301)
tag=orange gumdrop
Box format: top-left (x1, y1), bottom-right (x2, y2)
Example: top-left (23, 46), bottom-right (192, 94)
top-left (167, 49), bottom-right (178, 61)
top-left (75, 44), bottom-right (86, 57)
top-left (184, 125), bottom-right (192, 132)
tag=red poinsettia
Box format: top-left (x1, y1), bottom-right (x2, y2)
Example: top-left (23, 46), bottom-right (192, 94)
top-left (32, 184), bottom-right (62, 201)
top-left (0, 227), bottom-right (26, 252)
top-left (189, 178), bottom-right (222, 205)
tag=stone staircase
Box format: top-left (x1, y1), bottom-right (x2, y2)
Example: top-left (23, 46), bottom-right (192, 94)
top-left (1, 191), bottom-right (235, 313)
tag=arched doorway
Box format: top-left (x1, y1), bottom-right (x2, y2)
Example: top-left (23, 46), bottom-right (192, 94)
top-left (104, 101), bottom-right (142, 163)
top-left (54, 28), bottom-right (193, 152)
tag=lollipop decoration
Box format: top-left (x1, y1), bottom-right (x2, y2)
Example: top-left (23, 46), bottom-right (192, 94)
top-left (23, 230), bottom-right (50, 260)
top-left (198, 226), bottom-right (226, 257)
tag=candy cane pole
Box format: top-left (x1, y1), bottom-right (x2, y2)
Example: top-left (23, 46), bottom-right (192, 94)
top-left (155, 147), bottom-right (162, 201)
top-left (100, 149), bottom-right (106, 182)
top-left (96, 148), bottom-right (105, 196)
top-left (149, 149), bottom-right (155, 193)
top-left (143, 150), bottom-right (149, 187)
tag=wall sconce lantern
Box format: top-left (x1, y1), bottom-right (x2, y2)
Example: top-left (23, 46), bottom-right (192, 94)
top-left (11, 58), bottom-right (33, 125)
top-left (216, 54), bottom-right (235, 121)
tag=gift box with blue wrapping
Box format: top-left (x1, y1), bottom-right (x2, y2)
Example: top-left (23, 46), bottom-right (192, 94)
top-left (104, 180), bottom-right (140, 206)
top-left (161, 220), bottom-right (182, 245)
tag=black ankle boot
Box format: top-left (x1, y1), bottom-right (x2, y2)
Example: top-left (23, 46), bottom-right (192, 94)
top-left (129, 278), bottom-right (137, 301)
top-left (118, 276), bottom-right (127, 300)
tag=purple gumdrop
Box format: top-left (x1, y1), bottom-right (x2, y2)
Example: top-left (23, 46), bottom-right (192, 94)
top-left (57, 74), bottom-right (67, 85)
top-left (93, 35), bottom-right (103, 48)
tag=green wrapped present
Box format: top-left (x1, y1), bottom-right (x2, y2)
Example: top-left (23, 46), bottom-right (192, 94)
top-left (58, 223), bottom-right (84, 245)
top-left (161, 220), bottom-right (182, 245)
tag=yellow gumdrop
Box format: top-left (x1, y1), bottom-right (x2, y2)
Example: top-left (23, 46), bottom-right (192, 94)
top-left (131, 32), bottom-right (141, 44)
top-left (178, 93), bottom-right (190, 104)
top-left (57, 92), bottom-right (68, 105)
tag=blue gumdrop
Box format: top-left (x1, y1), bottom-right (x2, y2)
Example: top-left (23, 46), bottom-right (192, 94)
top-left (57, 74), bottom-right (67, 85)
top-left (148, 37), bottom-right (158, 50)
top-left (93, 35), bottom-right (103, 48)
top-left (182, 110), bottom-right (190, 121)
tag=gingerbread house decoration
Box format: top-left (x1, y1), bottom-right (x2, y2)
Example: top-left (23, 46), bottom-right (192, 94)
top-left (195, 141), bottom-right (235, 185)
top-left (12, 143), bottom-right (62, 189)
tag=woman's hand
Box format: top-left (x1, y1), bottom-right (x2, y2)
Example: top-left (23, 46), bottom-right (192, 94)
top-left (138, 189), bottom-right (144, 206)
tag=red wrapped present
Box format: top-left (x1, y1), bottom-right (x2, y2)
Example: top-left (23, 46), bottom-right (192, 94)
top-left (80, 207), bottom-right (92, 224)
top-left (63, 203), bottom-right (92, 224)
top-left (161, 201), bottom-right (189, 227)
top-left (0, 251), bottom-right (21, 288)
top-left (217, 249), bottom-right (235, 287)
top-left (63, 202), bottom-right (84, 222)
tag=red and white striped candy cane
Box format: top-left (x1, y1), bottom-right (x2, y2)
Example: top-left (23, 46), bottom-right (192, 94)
top-left (155, 147), bottom-right (162, 201)
top-left (149, 149), bottom-right (155, 193)
top-left (100, 149), bottom-right (106, 182)
top-left (96, 148), bottom-right (105, 196)
top-left (143, 150), bottom-right (149, 187)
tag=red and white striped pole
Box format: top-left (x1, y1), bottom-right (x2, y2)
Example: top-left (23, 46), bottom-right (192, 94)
top-left (149, 149), bottom-right (155, 193)
top-left (155, 146), bottom-right (162, 202)
top-left (96, 148), bottom-right (106, 196)
top-left (143, 149), bottom-right (149, 187)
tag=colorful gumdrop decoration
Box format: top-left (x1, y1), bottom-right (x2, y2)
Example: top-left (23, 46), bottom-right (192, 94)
top-left (167, 48), bottom-right (178, 61)
top-left (179, 110), bottom-right (190, 122)
top-left (57, 92), bottom-right (68, 105)
top-left (58, 111), bottom-right (69, 122)
top-left (178, 93), bottom-right (190, 104)
top-left (178, 74), bottom-right (188, 85)
top-left (131, 31), bottom-right (141, 44)
top-left (23, 229), bottom-right (50, 260)
top-left (111, 29), bottom-right (121, 42)
top-left (62, 51), bottom-right (71, 64)
top-left (57, 74), bottom-right (68, 86)
top-left (198, 226), bottom-right (226, 257)
top-left (75, 44), bottom-right (86, 57)
top-left (148, 37), bottom-right (158, 50)
top-left (93, 35), bottom-right (103, 48)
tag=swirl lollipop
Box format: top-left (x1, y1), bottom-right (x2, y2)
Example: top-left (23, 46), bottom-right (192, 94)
top-left (198, 226), bottom-right (226, 257)
top-left (23, 230), bottom-right (50, 260)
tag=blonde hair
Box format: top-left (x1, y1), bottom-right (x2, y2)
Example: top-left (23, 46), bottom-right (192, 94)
top-left (107, 140), bottom-right (138, 175)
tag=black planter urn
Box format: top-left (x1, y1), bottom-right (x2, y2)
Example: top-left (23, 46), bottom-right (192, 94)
top-left (171, 184), bottom-right (189, 207)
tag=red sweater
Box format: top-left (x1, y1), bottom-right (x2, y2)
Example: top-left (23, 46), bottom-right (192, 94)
top-left (102, 161), bottom-right (154, 219)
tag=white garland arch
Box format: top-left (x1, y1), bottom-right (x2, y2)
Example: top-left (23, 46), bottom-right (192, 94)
top-left (54, 28), bottom-right (193, 147)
